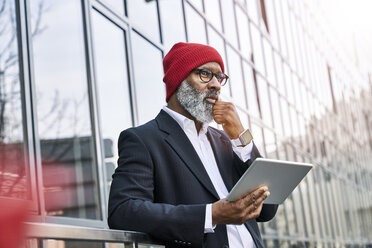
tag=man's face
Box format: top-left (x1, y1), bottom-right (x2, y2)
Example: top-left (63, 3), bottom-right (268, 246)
top-left (176, 62), bottom-right (222, 123)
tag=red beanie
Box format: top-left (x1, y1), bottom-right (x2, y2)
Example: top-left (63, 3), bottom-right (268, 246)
top-left (163, 42), bottom-right (225, 102)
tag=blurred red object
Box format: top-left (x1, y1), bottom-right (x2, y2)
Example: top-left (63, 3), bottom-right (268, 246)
top-left (0, 198), bottom-right (30, 248)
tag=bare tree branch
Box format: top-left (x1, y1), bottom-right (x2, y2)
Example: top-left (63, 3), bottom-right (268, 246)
top-left (32, 1), bottom-right (48, 37)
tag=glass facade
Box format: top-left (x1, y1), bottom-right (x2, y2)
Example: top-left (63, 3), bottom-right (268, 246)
top-left (1, 0), bottom-right (371, 247)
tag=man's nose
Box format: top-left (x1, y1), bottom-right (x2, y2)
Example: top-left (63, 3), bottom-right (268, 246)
top-left (208, 76), bottom-right (221, 91)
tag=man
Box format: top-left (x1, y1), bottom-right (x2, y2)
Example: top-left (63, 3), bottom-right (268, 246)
top-left (108, 42), bottom-right (278, 248)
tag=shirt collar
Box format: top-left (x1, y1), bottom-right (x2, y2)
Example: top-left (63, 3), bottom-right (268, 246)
top-left (162, 106), bottom-right (209, 136)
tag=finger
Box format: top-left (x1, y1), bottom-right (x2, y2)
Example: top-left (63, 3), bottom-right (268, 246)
top-left (213, 102), bottom-right (232, 109)
top-left (247, 186), bottom-right (268, 199)
top-left (244, 192), bottom-right (269, 220)
top-left (213, 116), bottom-right (225, 123)
top-left (213, 110), bottom-right (229, 115)
top-left (242, 186), bottom-right (268, 207)
top-left (254, 185), bottom-right (269, 195)
top-left (241, 191), bottom-right (258, 207)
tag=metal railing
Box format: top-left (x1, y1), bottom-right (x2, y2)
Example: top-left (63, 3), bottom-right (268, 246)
top-left (25, 222), bottom-right (165, 248)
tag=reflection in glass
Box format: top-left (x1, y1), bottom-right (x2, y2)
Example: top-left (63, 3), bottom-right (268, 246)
top-left (275, 205), bottom-right (288, 236)
top-left (185, 3), bottom-right (207, 44)
top-left (264, 0), bottom-right (279, 49)
top-left (30, 0), bottom-right (100, 219)
top-left (131, 33), bottom-right (165, 125)
top-left (251, 26), bottom-right (265, 74)
top-left (0, 0), bottom-right (29, 200)
top-left (126, 0), bottom-right (160, 42)
top-left (159, 0), bottom-right (186, 52)
top-left (246, 0), bottom-right (259, 24)
top-left (91, 11), bottom-right (133, 194)
top-left (43, 239), bottom-right (122, 248)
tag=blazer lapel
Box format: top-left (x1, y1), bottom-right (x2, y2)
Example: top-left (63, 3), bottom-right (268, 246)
top-left (156, 110), bottom-right (219, 200)
top-left (207, 128), bottom-right (234, 192)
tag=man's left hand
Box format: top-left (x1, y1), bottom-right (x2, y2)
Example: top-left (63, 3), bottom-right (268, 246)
top-left (213, 99), bottom-right (244, 139)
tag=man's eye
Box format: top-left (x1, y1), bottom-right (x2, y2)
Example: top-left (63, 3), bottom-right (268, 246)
top-left (200, 70), bottom-right (211, 77)
top-left (216, 73), bottom-right (224, 80)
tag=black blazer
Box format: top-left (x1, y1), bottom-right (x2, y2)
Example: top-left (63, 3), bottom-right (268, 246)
top-left (108, 110), bottom-right (278, 248)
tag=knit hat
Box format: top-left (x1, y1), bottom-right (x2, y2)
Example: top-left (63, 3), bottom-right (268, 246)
top-left (163, 42), bottom-right (225, 102)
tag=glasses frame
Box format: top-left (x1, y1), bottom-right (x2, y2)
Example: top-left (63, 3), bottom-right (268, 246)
top-left (191, 68), bottom-right (229, 86)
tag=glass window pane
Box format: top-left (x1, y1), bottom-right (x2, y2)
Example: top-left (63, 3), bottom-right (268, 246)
top-left (188, 0), bottom-right (203, 10)
top-left (251, 123), bottom-right (264, 155)
top-left (207, 26), bottom-right (227, 64)
top-left (220, 0), bottom-right (238, 47)
top-left (246, 0), bottom-right (259, 24)
top-left (207, 26), bottom-right (229, 96)
top-left (226, 46), bottom-right (246, 108)
top-left (257, 77), bottom-right (272, 127)
top-left (0, 0), bottom-right (30, 200)
top-left (274, 52), bottom-right (286, 96)
top-left (204, 0), bottom-right (222, 31)
top-left (235, 6), bottom-right (252, 58)
top-left (275, 205), bottom-right (288, 236)
top-left (91, 11), bottom-right (133, 195)
top-left (275, 1), bottom-right (288, 56)
top-left (264, 0), bottom-right (279, 49)
top-left (101, 0), bottom-right (125, 16)
top-left (159, 0), bottom-right (186, 52)
top-left (243, 62), bottom-right (260, 118)
top-left (126, 0), bottom-right (160, 42)
top-left (131, 33), bottom-right (165, 125)
top-left (280, 98), bottom-right (291, 138)
top-left (30, 0), bottom-right (101, 219)
top-left (185, 3), bottom-right (207, 44)
top-left (284, 65), bottom-right (293, 102)
top-left (263, 39), bottom-right (275, 84)
top-left (251, 26), bottom-right (265, 74)
top-left (270, 88), bottom-right (283, 136)
top-left (264, 129), bottom-right (276, 159)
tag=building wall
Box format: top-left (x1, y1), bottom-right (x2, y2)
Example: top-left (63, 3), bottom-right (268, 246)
top-left (0, 0), bottom-right (371, 247)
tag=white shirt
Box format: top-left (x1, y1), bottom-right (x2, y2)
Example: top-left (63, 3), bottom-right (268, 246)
top-left (163, 106), bottom-right (256, 248)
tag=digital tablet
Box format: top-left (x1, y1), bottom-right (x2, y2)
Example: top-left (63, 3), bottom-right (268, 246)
top-left (226, 158), bottom-right (313, 204)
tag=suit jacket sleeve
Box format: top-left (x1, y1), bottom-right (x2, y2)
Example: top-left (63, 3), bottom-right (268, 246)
top-left (232, 141), bottom-right (278, 222)
top-left (108, 129), bottom-right (205, 247)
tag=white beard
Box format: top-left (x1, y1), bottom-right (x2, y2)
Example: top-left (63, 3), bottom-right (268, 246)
top-left (176, 80), bottom-right (219, 123)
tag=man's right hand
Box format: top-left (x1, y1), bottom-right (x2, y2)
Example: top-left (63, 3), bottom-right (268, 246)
top-left (212, 186), bottom-right (270, 225)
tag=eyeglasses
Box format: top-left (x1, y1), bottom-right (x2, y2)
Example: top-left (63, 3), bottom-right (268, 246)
top-left (191, 68), bottom-right (229, 86)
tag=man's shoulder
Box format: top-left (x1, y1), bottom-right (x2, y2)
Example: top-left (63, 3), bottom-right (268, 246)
top-left (207, 126), bottom-right (230, 142)
top-left (120, 118), bottom-right (158, 138)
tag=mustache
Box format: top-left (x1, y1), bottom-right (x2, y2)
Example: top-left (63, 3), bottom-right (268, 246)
top-left (205, 90), bottom-right (219, 98)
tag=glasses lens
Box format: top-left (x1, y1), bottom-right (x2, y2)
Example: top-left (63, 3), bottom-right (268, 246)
top-left (198, 69), bottom-right (212, 82)
top-left (220, 74), bottom-right (228, 86)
